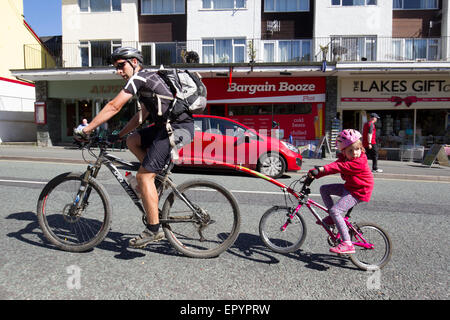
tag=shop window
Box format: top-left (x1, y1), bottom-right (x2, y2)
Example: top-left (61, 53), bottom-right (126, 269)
top-left (227, 103), bottom-right (312, 116)
top-left (416, 109), bottom-right (448, 146)
top-left (274, 104), bottom-right (312, 114)
top-left (209, 104), bottom-right (226, 116)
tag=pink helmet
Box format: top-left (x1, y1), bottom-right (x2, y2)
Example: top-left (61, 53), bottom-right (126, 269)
top-left (336, 129), bottom-right (362, 151)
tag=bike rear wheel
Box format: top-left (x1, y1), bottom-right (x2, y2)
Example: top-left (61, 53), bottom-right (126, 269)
top-left (259, 206), bottom-right (307, 254)
top-left (349, 222), bottom-right (392, 271)
top-left (37, 172), bottom-right (112, 252)
top-left (161, 180), bottom-right (240, 258)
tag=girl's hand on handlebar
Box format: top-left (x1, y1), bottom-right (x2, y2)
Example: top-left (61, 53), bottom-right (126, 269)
top-left (308, 166), bottom-right (322, 178)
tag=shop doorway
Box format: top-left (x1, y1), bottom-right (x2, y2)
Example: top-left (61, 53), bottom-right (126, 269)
top-left (78, 100), bottom-right (93, 126)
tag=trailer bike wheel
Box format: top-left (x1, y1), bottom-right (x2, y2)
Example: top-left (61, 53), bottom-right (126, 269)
top-left (259, 206), bottom-right (307, 254)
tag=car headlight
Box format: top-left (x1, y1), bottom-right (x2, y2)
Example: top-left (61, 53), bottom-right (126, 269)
top-left (281, 141), bottom-right (299, 153)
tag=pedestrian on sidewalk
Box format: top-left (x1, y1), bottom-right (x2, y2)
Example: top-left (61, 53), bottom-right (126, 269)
top-left (76, 118), bottom-right (88, 131)
top-left (363, 113), bottom-right (383, 173)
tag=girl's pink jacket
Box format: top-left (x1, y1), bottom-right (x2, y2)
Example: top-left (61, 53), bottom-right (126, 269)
top-left (316, 153), bottom-right (374, 202)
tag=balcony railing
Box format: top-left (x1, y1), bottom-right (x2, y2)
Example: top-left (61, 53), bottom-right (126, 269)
top-left (23, 36), bottom-right (450, 70)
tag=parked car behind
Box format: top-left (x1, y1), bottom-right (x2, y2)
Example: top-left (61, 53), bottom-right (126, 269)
top-left (176, 115), bottom-right (302, 178)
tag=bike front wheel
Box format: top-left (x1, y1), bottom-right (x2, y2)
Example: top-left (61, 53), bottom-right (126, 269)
top-left (349, 222), bottom-right (392, 271)
top-left (36, 172), bottom-right (112, 252)
top-left (161, 180), bottom-right (240, 258)
top-left (259, 206), bottom-right (307, 254)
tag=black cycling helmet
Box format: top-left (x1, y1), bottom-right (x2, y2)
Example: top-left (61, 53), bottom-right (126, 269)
top-left (110, 47), bottom-right (143, 64)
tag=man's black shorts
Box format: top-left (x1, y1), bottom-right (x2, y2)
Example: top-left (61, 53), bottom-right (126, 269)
top-left (138, 122), bottom-right (194, 173)
top-left (138, 125), bottom-right (171, 173)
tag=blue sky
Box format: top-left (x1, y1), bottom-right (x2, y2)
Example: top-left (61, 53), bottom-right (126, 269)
top-left (23, 0), bottom-right (62, 37)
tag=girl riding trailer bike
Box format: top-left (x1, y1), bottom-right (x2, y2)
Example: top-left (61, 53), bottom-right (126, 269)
top-left (309, 129), bottom-right (374, 255)
top-left (253, 128), bottom-right (391, 271)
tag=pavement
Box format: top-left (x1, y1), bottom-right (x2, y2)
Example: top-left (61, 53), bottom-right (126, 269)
top-left (0, 144), bottom-right (449, 182)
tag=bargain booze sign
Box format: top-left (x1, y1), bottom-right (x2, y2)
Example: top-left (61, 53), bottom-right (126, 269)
top-left (202, 77), bottom-right (326, 141)
top-left (340, 78), bottom-right (450, 108)
top-left (203, 77), bottom-right (326, 104)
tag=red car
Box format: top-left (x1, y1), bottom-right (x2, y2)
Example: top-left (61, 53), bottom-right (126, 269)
top-left (176, 115), bottom-right (302, 178)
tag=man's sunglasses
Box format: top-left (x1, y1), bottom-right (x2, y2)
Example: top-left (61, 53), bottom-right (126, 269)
top-left (114, 62), bottom-right (126, 70)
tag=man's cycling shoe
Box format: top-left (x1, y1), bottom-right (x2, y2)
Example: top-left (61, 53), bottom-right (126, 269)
top-left (129, 229), bottom-right (165, 248)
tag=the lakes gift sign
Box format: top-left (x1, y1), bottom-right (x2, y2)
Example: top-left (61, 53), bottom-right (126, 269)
top-left (340, 78), bottom-right (450, 107)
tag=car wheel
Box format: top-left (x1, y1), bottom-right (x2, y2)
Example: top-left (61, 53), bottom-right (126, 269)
top-left (257, 152), bottom-right (286, 178)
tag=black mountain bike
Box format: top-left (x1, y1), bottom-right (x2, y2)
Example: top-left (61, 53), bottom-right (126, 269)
top-left (36, 134), bottom-right (241, 258)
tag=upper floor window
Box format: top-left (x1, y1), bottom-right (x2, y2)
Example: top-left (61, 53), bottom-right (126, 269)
top-left (264, 0), bottom-right (309, 12)
top-left (202, 38), bottom-right (246, 63)
top-left (393, 0), bottom-right (438, 9)
top-left (79, 0), bottom-right (121, 12)
top-left (202, 0), bottom-right (246, 9)
top-left (141, 0), bottom-right (185, 14)
top-left (80, 40), bottom-right (122, 67)
top-left (263, 39), bottom-right (312, 62)
top-left (331, 0), bottom-right (377, 5)
top-left (331, 36), bottom-right (377, 61)
top-left (392, 38), bottom-right (440, 61)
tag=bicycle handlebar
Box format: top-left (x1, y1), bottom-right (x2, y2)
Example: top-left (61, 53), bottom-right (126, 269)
top-left (73, 132), bottom-right (115, 151)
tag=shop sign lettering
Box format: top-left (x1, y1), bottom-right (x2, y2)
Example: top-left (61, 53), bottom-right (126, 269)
top-left (227, 82), bottom-right (316, 95)
top-left (353, 80), bottom-right (450, 93)
top-left (90, 85), bottom-right (122, 94)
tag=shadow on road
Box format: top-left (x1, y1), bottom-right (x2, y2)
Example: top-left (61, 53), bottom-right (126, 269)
top-left (229, 232), bottom-right (355, 271)
top-left (6, 211), bottom-right (355, 270)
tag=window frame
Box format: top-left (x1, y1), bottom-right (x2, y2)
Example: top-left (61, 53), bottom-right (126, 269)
top-left (79, 0), bottom-right (122, 13)
top-left (392, 38), bottom-right (440, 61)
top-left (331, 0), bottom-right (377, 6)
top-left (331, 36), bottom-right (377, 61)
top-left (393, 0), bottom-right (438, 10)
top-left (79, 40), bottom-right (122, 67)
top-left (202, 38), bottom-right (247, 63)
top-left (264, 0), bottom-right (310, 12)
top-left (140, 0), bottom-right (185, 15)
top-left (202, 0), bottom-right (247, 10)
top-left (262, 39), bottom-right (312, 62)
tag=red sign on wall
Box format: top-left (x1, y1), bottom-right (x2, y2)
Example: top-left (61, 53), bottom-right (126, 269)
top-left (202, 77), bottom-right (326, 142)
top-left (202, 77), bottom-right (326, 104)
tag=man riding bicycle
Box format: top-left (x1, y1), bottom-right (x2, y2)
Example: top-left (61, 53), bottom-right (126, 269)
top-left (74, 47), bottom-right (194, 248)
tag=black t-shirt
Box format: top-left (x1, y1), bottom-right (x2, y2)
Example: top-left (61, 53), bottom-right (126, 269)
top-left (123, 69), bottom-right (193, 125)
top-left (123, 69), bottom-right (194, 142)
